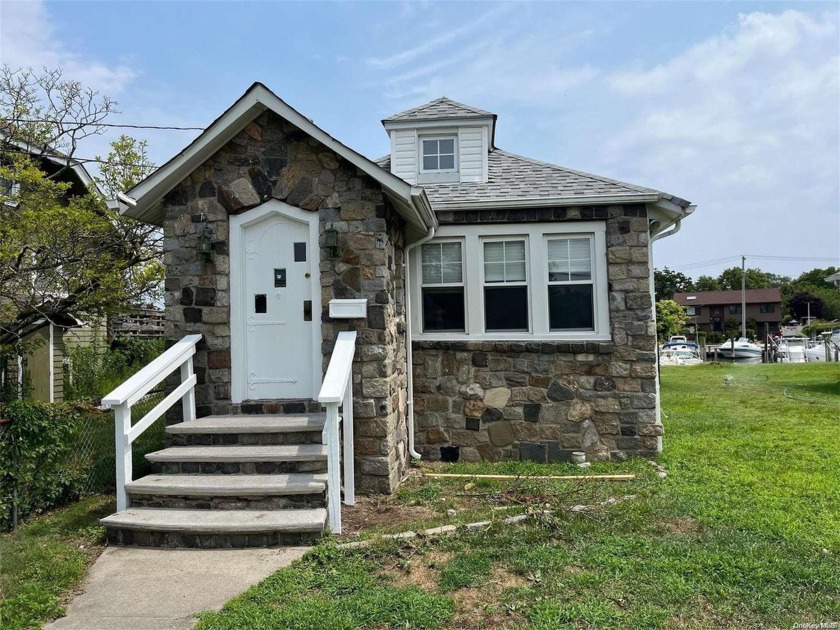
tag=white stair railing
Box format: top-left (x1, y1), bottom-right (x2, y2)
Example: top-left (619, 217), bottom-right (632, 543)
top-left (317, 330), bottom-right (357, 534)
top-left (102, 334), bottom-right (202, 511)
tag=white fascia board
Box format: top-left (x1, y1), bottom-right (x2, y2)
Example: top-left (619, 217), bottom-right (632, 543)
top-left (432, 193), bottom-right (661, 211)
top-left (382, 117), bottom-right (493, 132)
top-left (648, 201), bottom-right (696, 238)
top-left (124, 84), bottom-right (434, 232)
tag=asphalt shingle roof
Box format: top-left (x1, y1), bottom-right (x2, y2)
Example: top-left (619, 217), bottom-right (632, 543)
top-left (375, 149), bottom-right (690, 208)
top-left (673, 289), bottom-right (782, 306)
top-left (382, 97), bottom-right (495, 123)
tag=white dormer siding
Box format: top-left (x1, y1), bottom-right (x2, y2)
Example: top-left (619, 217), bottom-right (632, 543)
top-left (384, 114), bottom-right (494, 186)
top-left (458, 126), bottom-right (484, 183)
top-left (390, 128), bottom-right (418, 184)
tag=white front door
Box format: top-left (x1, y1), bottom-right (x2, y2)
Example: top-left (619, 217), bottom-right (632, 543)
top-left (231, 202), bottom-right (319, 401)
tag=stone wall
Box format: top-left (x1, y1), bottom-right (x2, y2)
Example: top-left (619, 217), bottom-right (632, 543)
top-left (413, 204), bottom-right (662, 462)
top-left (161, 110), bottom-right (408, 493)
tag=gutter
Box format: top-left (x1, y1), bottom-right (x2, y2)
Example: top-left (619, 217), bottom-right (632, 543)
top-left (431, 193), bottom-right (661, 212)
top-left (404, 221), bottom-right (437, 461)
top-left (651, 204), bottom-right (696, 243)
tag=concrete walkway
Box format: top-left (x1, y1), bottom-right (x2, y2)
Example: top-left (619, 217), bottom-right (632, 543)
top-left (45, 546), bottom-right (309, 630)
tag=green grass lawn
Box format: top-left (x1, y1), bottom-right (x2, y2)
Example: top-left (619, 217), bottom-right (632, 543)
top-left (0, 495), bottom-right (113, 630)
top-left (197, 363), bottom-right (840, 629)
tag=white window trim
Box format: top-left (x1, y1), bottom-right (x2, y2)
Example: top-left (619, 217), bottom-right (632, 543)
top-left (420, 238), bottom-right (466, 333)
top-left (481, 236), bottom-right (531, 333)
top-left (410, 222), bottom-right (610, 341)
top-left (419, 135), bottom-right (458, 174)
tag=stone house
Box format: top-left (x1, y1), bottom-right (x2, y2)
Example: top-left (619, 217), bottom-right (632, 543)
top-left (118, 83), bottom-right (694, 497)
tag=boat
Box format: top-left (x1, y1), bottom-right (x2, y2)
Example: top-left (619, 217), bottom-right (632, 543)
top-left (804, 342), bottom-right (828, 363)
top-left (659, 348), bottom-right (704, 366)
top-left (773, 336), bottom-right (807, 363)
top-left (661, 335), bottom-right (699, 351)
top-left (717, 337), bottom-right (763, 359)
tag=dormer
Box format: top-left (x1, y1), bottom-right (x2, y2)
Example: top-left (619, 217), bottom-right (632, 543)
top-left (382, 97), bottom-right (496, 186)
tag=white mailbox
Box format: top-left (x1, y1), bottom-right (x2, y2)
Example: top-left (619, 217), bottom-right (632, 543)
top-left (329, 298), bottom-right (368, 319)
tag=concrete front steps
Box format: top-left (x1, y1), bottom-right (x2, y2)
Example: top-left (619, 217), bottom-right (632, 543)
top-left (101, 413), bottom-right (330, 548)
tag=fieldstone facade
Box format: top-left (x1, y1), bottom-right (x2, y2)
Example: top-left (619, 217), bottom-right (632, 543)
top-left (161, 110), bottom-right (409, 493)
top-left (412, 204), bottom-right (662, 463)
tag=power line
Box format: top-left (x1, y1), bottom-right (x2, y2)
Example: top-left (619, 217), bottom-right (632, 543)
top-left (5, 117), bottom-right (204, 131)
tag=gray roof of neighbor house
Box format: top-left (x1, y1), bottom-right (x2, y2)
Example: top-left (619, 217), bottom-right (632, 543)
top-left (375, 149), bottom-right (691, 209)
top-left (673, 288), bottom-right (782, 307)
top-left (382, 97), bottom-right (495, 122)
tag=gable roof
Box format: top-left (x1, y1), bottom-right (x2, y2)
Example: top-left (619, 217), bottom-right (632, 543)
top-left (119, 83), bottom-right (436, 237)
top-left (0, 128), bottom-right (97, 192)
top-left (673, 288), bottom-right (782, 307)
top-left (376, 148), bottom-right (691, 210)
top-left (382, 97), bottom-right (495, 123)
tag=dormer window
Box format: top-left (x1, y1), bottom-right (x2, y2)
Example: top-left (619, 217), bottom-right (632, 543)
top-left (420, 137), bottom-right (456, 173)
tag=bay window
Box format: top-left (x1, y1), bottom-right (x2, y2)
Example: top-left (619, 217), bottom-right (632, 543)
top-left (412, 222), bottom-right (610, 340)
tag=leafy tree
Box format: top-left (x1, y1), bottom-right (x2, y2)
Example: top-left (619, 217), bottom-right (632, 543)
top-left (793, 266), bottom-right (838, 290)
top-left (654, 267), bottom-right (693, 301)
top-left (655, 299), bottom-right (687, 341)
top-left (0, 66), bottom-right (160, 349)
top-left (716, 266), bottom-right (773, 291)
top-left (788, 291), bottom-right (826, 321)
top-left (694, 275), bottom-right (721, 292)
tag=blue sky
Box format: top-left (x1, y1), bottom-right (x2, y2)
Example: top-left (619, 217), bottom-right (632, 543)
top-left (2, 0), bottom-right (838, 280)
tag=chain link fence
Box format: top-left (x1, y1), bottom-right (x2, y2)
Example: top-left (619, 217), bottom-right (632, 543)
top-left (1, 387), bottom-right (168, 530)
top-left (69, 387), bottom-right (168, 494)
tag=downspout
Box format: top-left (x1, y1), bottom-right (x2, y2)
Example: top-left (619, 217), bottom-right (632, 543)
top-left (404, 224), bottom-right (436, 460)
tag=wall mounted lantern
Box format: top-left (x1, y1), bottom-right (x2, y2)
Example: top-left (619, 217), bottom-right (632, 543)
top-left (324, 227), bottom-right (339, 259)
top-left (197, 222), bottom-right (214, 260)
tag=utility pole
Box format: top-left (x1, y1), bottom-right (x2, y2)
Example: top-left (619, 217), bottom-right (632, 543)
top-left (741, 255), bottom-right (747, 339)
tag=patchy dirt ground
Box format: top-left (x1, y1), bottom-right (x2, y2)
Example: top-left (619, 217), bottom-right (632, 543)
top-left (381, 550), bottom-right (528, 629)
top-left (338, 495), bottom-right (437, 536)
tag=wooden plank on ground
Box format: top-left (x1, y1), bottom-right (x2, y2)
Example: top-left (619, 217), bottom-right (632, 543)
top-left (423, 473), bottom-right (635, 481)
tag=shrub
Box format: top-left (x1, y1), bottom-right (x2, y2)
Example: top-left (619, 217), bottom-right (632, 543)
top-left (65, 336), bottom-right (164, 402)
top-left (0, 401), bottom-right (96, 530)
top-left (802, 320), bottom-right (839, 338)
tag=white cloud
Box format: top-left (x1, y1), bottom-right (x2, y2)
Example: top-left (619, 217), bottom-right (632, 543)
top-left (601, 10), bottom-right (840, 277)
top-left (0, 0), bottom-right (136, 95)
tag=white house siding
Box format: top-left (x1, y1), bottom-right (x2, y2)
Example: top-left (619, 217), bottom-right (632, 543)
top-left (458, 126), bottom-right (485, 183)
top-left (390, 129), bottom-right (418, 184)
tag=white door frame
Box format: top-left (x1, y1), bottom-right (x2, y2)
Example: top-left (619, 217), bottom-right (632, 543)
top-left (229, 199), bottom-right (322, 403)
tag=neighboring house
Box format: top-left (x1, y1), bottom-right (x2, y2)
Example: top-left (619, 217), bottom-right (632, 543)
top-left (0, 131), bottom-right (103, 402)
top-left (116, 83), bottom-right (694, 496)
top-left (825, 271), bottom-right (840, 289)
top-left (673, 288), bottom-right (782, 337)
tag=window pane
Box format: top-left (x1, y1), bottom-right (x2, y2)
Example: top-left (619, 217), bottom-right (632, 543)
top-left (421, 243), bottom-right (441, 264)
top-left (485, 287), bottom-right (528, 331)
top-left (423, 155), bottom-right (438, 171)
top-left (484, 262), bottom-right (505, 283)
top-left (484, 242), bottom-right (504, 263)
top-left (439, 154), bottom-right (455, 170)
top-left (440, 242), bottom-right (462, 263)
top-left (441, 263), bottom-right (462, 283)
top-left (439, 138), bottom-right (455, 154)
top-left (548, 237), bottom-right (591, 282)
top-left (507, 261), bottom-right (526, 282)
top-left (506, 241), bottom-right (526, 262)
top-left (422, 264), bottom-right (442, 284)
top-left (422, 139), bottom-right (437, 156)
top-left (549, 285), bottom-right (594, 330)
top-left (422, 242), bottom-right (462, 285)
top-left (423, 287), bottom-right (465, 331)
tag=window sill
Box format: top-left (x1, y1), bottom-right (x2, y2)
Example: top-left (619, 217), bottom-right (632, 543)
top-left (413, 332), bottom-right (612, 342)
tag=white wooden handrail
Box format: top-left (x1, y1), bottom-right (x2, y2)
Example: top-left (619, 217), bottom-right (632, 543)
top-left (317, 330), bottom-right (357, 534)
top-left (102, 334), bottom-right (202, 511)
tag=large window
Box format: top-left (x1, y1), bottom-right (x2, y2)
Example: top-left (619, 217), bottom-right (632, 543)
top-left (412, 223), bottom-right (610, 340)
top-left (759, 303), bottom-right (775, 313)
top-left (421, 241), bottom-right (465, 331)
top-left (547, 237), bottom-right (594, 330)
top-left (420, 137), bottom-right (456, 172)
top-left (728, 304), bottom-right (742, 315)
top-left (483, 239), bottom-right (528, 331)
